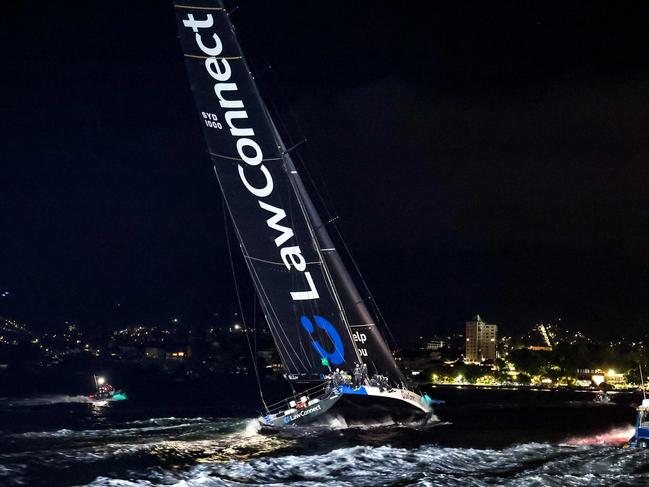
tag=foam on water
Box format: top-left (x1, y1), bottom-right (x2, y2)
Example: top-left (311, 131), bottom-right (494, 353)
top-left (320, 411), bottom-right (439, 431)
top-left (243, 418), bottom-right (262, 436)
top-left (2, 411), bottom-right (648, 487)
top-left (323, 414), bottom-right (350, 429)
top-left (0, 394), bottom-right (92, 406)
top-left (5, 417), bottom-right (246, 443)
top-left (123, 417), bottom-right (210, 426)
top-left (0, 416), bottom-right (292, 485)
top-left (9, 422), bottom-right (202, 439)
top-left (76, 442), bottom-right (649, 487)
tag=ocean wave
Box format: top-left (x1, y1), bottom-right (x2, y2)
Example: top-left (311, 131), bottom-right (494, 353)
top-left (0, 462), bottom-right (27, 485)
top-left (1, 419), bottom-right (290, 472)
top-left (73, 442), bottom-right (649, 487)
top-left (6, 416), bottom-right (649, 487)
top-left (122, 417), bottom-right (211, 426)
top-left (7, 417), bottom-right (244, 440)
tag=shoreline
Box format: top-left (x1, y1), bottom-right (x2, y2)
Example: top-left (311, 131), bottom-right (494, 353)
top-left (420, 383), bottom-right (639, 393)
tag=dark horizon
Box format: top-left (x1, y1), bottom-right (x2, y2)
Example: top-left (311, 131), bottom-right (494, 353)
top-left (2, 1), bottom-right (648, 341)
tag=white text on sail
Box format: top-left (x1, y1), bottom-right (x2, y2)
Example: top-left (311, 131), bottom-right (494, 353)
top-left (182, 13), bottom-right (319, 301)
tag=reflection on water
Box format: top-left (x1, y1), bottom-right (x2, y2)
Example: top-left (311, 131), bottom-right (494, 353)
top-left (563, 425), bottom-right (636, 446)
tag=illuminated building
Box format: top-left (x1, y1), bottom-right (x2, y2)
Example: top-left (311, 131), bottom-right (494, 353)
top-left (465, 314), bottom-right (498, 363)
top-left (425, 340), bottom-right (445, 351)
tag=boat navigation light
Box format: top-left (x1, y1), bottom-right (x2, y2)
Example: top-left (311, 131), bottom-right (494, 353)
top-left (97, 376), bottom-right (106, 385)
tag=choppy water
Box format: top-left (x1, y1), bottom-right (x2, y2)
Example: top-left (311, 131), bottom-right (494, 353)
top-left (0, 388), bottom-right (646, 486)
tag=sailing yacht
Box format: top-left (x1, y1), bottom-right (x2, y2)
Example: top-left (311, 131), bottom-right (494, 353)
top-left (173, 2), bottom-right (435, 426)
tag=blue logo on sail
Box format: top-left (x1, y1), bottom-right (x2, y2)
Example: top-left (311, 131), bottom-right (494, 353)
top-left (300, 315), bottom-right (345, 366)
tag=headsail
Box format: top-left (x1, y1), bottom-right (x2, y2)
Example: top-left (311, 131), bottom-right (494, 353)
top-left (174, 1), bottom-right (405, 385)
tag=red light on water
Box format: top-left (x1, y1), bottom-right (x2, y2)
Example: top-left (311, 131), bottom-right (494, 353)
top-left (564, 425), bottom-right (635, 445)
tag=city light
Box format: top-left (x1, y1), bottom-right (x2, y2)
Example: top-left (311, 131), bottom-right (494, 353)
top-left (592, 375), bottom-right (605, 386)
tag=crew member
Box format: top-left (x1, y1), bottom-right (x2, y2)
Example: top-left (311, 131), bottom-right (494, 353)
top-left (353, 363), bottom-right (362, 388)
top-left (360, 363), bottom-right (368, 384)
top-left (332, 368), bottom-right (344, 387)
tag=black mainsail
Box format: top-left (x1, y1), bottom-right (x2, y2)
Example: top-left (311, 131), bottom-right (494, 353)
top-left (174, 2), bottom-right (405, 385)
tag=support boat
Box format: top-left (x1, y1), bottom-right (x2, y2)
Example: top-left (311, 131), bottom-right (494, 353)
top-left (88, 375), bottom-right (127, 403)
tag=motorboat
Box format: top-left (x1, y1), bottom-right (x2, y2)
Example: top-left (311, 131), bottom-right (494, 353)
top-left (88, 375), bottom-right (127, 402)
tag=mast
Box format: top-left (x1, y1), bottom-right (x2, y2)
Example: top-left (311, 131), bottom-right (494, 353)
top-left (174, 1), bottom-right (405, 385)
top-left (224, 17), bottom-right (367, 374)
top-left (277, 139), bottom-right (406, 384)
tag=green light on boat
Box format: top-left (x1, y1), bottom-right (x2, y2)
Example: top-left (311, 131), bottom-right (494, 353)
top-left (112, 393), bottom-right (127, 401)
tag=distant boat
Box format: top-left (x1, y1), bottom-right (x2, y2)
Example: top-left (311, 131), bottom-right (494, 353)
top-left (593, 391), bottom-right (612, 404)
top-left (174, 2), bottom-right (435, 427)
top-left (88, 375), bottom-right (127, 403)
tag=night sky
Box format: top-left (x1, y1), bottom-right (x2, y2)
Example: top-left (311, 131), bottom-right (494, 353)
top-left (1, 1), bottom-right (648, 341)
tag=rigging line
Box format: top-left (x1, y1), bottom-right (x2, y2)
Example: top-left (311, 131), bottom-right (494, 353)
top-left (229, 16), bottom-right (361, 370)
top-left (222, 11), bottom-right (358, 372)
top-left (237, 18), bottom-right (347, 234)
top-left (258, 95), bottom-right (364, 370)
top-left (252, 292), bottom-right (258, 381)
top-left (212, 165), bottom-right (307, 373)
top-left (239, 238), bottom-right (304, 373)
top-left (183, 54), bottom-right (241, 60)
top-left (173, 4), bottom-right (225, 11)
top-left (231, 15), bottom-right (382, 354)
top-left (259, 59), bottom-right (339, 223)
top-left (257, 66), bottom-right (400, 354)
top-left (290, 149), bottom-right (337, 221)
top-left (284, 128), bottom-right (403, 355)
top-left (209, 152), bottom-right (282, 162)
top-left (282, 138), bottom-right (308, 155)
top-left (285, 152), bottom-right (398, 356)
top-left (244, 255), bottom-right (320, 266)
top-left (284, 152), bottom-right (364, 367)
top-left (245, 252), bottom-right (310, 373)
top-left (330, 223), bottom-right (400, 350)
top-left (259, 91), bottom-right (337, 224)
top-left (222, 197), bottom-right (269, 412)
top-left (221, 22), bottom-right (295, 155)
top-left (250, 267), bottom-right (308, 373)
top-left (239, 231), bottom-right (310, 373)
top-left (263, 89), bottom-right (372, 315)
top-left (263, 117), bottom-right (363, 366)
top-left (243, 54), bottom-right (298, 151)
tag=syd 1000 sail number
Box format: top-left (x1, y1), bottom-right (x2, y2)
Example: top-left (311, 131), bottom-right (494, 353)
top-left (202, 111), bottom-right (222, 129)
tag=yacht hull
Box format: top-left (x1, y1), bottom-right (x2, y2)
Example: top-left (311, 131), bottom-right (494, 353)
top-left (260, 386), bottom-right (433, 428)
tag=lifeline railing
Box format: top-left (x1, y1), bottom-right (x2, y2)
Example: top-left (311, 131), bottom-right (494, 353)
top-left (263, 381), bottom-right (332, 416)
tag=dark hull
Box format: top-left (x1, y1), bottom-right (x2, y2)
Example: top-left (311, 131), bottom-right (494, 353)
top-left (260, 386), bottom-right (433, 428)
top-left (328, 392), bottom-right (432, 425)
top-left (262, 395), bottom-right (341, 427)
